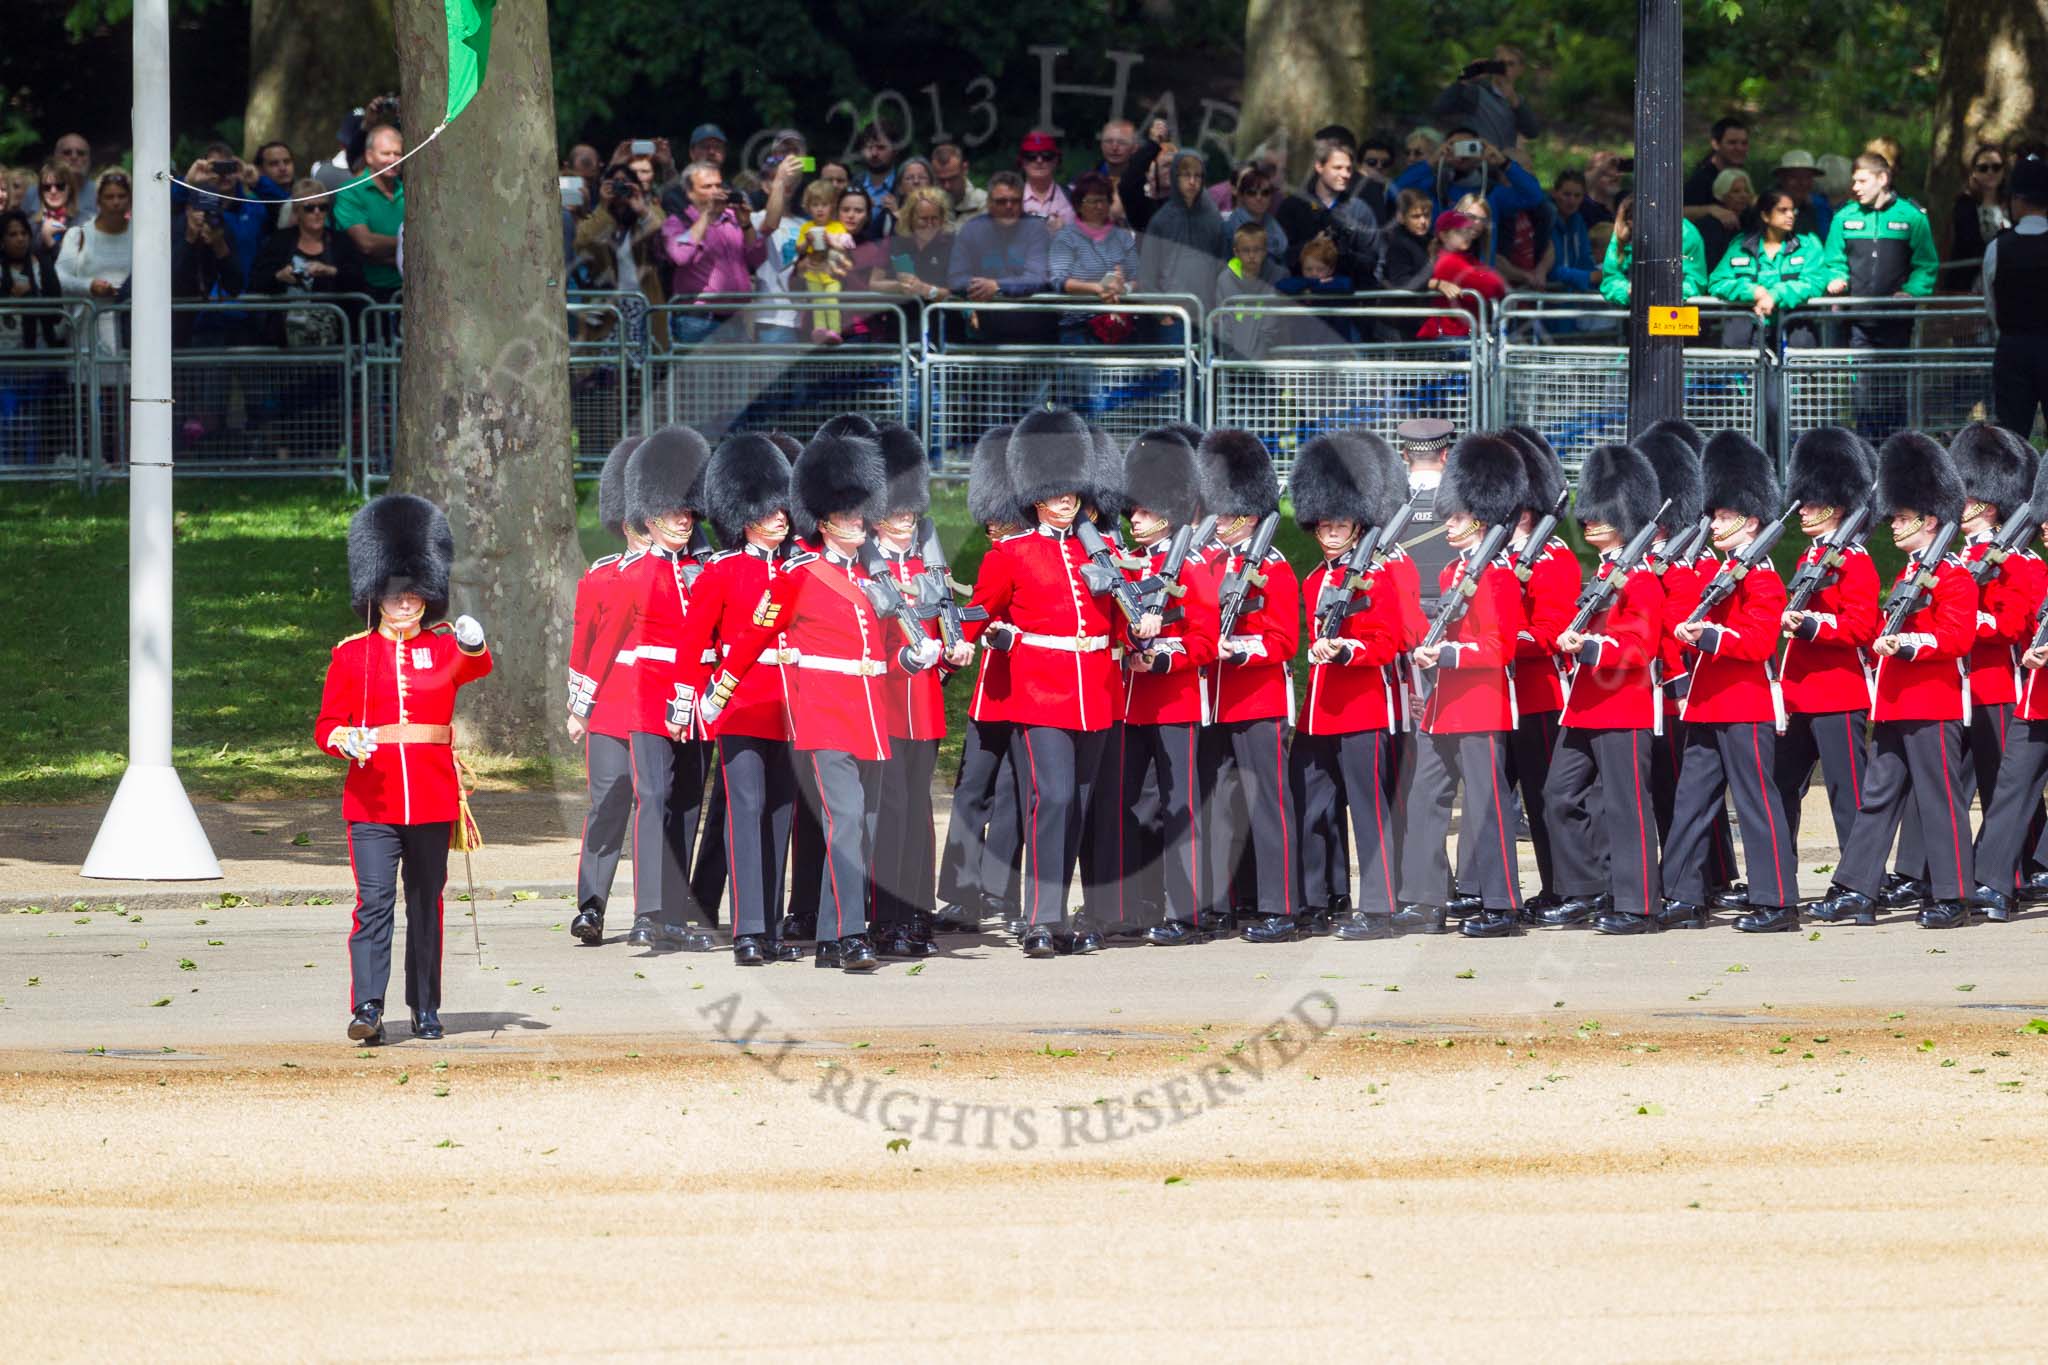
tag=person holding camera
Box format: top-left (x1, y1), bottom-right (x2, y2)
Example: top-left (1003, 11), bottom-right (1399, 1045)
top-left (171, 186), bottom-right (247, 320)
top-left (1429, 46), bottom-right (1541, 153)
top-left (1390, 126), bottom-right (1545, 252)
top-left (573, 164), bottom-right (670, 331)
top-left (660, 161), bottom-right (767, 346)
top-left (174, 143), bottom-right (271, 278)
top-left (249, 180), bottom-right (369, 345)
top-left (333, 124), bottom-right (406, 302)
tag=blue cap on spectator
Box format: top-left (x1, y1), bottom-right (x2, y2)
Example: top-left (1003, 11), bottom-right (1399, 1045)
top-left (689, 124), bottom-right (727, 149)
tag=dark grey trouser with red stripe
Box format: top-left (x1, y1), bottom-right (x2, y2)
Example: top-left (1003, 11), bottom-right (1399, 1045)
top-left (1773, 708), bottom-right (1868, 855)
top-left (1396, 730), bottom-right (1522, 912)
top-left (1293, 730), bottom-right (1399, 916)
top-left (796, 748), bottom-right (882, 942)
top-left (1202, 718), bottom-right (1298, 920)
top-left (1078, 720), bottom-right (1132, 930)
top-left (1012, 726), bottom-right (1109, 930)
top-left (689, 742), bottom-right (727, 927)
top-left (1895, 702), bottom-right (2038, 882)
top-left (717, 735), bottom-right (797, 939)
top-left (1544, 727), bottom-right (1660, 915)
top-left (937, 718), bottom-right (1021, 914)
top-left (1661, 720), bottom-right (1799, 909)
top-left (1974, 717), bottom-right (2048, 893)
top-left (1654, 705), bottom-right (1738, 889)
top-left (348, 820), bottom-right (451, 1012)
top-left (1509, 708), bottom-right (1564, 896)
top-left (629, 731), bottom-right (707, 927)
top-left (1123, 721), bottom-right (1203, 926)
top-left (576, 732), bottom-right (634, 916)
top-left (871, 737), bottom-right (938, 932)
top-left (1839, 718), bottom-right (1974, 902)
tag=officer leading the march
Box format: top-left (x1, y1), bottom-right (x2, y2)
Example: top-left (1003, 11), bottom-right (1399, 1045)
top-left (316, 495), bottom-right (492, 1044)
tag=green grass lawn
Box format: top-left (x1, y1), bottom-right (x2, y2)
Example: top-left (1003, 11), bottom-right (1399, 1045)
top-left (1, 476), bottom-right (1875, 806)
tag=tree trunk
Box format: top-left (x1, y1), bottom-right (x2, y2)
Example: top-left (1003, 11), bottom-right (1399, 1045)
top-left (1238, 0), bottom-right (1369, 185)
top-left (244, 0), bottom-right (398, 166)
top-left (1926, 0), bottom-right (2048, 258)
top-left (391, 0), bottom-right (582, 756)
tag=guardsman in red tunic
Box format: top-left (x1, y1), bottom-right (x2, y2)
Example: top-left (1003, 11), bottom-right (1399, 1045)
top-left (1651, 432), bottom-right (1800, 932)
top-left (1500, 425), bottom-right (1580, 919)
top-left (1290, 432), bottom-right (1406, 941)
top-left (580, 425), bottom-right (719, 953)
top-left (935, 425), bottom-right (1027, 933)
top-left (1892, 424), bottom-right (2047, 907)
top-left (565, 437), bottom-right (644, 947)
top-left (1080, 424), bottom-right (1145, 938)
top-left (1772, 427), bottom-right (1879, 857)
top-left (1813, 433), bottom-right (1979, 928)
top-left (1196, 429), bottom-right (1304, 943)
top-left (963, 409), bottom-right (1126, 957)
top-left (316, 495), bottom-right (492, 1045)
top-left (1395, 433), bottom-right (1529, 938)
top-left (1115, 427), bottom-right (1219, 946)
top-left (1972, 453), bottom-right (2048, 920)
top-left (1538, 445), bottom-right (1666, 929)
top-left (671, 433), bottom-right (802, 966)
top-left (867, 424), bottom-right (951, 958)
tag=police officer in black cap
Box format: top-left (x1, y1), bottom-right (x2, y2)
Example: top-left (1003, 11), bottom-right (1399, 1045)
top-left (1988, 151), bottom-right (2048, 441)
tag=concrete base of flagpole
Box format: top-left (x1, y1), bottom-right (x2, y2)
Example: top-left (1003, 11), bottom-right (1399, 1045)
top-left (80, 764), bottom-right (222, 880)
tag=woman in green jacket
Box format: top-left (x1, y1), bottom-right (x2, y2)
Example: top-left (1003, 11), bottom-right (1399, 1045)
top-left (1598, 194), bottom-right (1707, 305)
top-left (1708, 189), bottom-right (1826, 346)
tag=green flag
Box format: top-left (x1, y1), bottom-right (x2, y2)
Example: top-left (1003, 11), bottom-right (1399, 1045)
top-left (444, 0), bottom-right (497, 124)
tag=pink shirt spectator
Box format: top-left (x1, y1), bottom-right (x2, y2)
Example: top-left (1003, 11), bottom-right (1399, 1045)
top-left (1022, 181), bottom-right (1075, 225)
top-left (661, 204), bottom-right (768, 303)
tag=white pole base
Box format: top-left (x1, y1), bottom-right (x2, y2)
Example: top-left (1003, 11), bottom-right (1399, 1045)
top-left (81, 764), bottom-right (223, 881)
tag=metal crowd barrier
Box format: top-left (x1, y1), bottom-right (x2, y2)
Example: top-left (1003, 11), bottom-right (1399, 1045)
top-left (1204, 295), bottom-right (1490, 472)
top-left (920, 297), bottom-right (1198, 473)
top-left (1495, 294), bottom-right (1768, 469)
top-left (1774, 297), bottom-right (1997, 456)
top-left (0, 299), bottom-right (93, 483)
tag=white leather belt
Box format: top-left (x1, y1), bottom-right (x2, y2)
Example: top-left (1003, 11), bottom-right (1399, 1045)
top-left (756, 646), bottom-right (798, 666)
top-left (700, 648), bottom-right (718, 665)
top-left (795, 654), bottom-right (885, 677)
top-left (613, 649), bottom-right (639, 665)
top-left (1019, 632), bottom-right (1110, 653)
top-left (636, 645), bottom-right (678, 662)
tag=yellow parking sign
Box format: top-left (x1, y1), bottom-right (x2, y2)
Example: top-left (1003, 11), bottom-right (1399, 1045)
top-left (1647, 306), bottom-right (1700, 337)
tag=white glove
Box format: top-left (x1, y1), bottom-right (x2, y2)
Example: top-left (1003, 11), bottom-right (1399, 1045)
top-left (454, 614), bottom-right (485, 650)
top-left (331, 725), bottom-right (379, 761)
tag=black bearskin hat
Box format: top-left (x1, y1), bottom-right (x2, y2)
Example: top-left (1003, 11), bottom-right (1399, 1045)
top-left (1289, 432), bottom-right (1379, 530)
top-left (1503, 425), bottom-right (1566, 519)
top-left (1574, 444), bottom-right (1663, 543)
top-left (1351, 429), bottom-right (1408, 526)
top-left (815, 412), bottom-right (879, 442)
top-left (1088, 425), bottom-right (1127, 522)
top-left (791, 430), bottom-right (886, 539)
top-left (1198, 428), bottom-right (1281, 519)
top-left (876, 424), bottom-right (931, 518)
top-left (348, 493), bottom-right (454, 623)
top-left (1951, 421), bottom-right (2036, 523)
top-left (1643, 415), bottom-right (1705, 455)
top-left (1007, 407), bottom-right (1096, 513)
top-left (2030, 441), bottom-right (2048, 528)
top-left (1164, 420), bottom-right (1205, 450)
top-left (1124, 427), bottom-right (1203, 529)
top-left (1438, 433), bottom-right (1529, 527)
top-left (625, 424), bottom-right (712, 532)
top-left (967, 424), bottom-right (1021, 529)
top-left (597, 435), bottom-right (643, 540)
top-left (766, 431), bottom-right (803, 460)
top-left (1786, 426), bottom-right (1874, 514)
top-left (1877, 430), bottom-right (1965, 524)
top-left (1635, 428), bottom-right (1703, 532)
top-left (705, 432), bottom-right (793, 545)
top-left (1701, 430), bottom-right (1781, 524)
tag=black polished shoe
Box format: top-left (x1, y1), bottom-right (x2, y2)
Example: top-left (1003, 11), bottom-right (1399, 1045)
top-left (1391, 902), bottom-right (1449, 934)
top-left (1917, 901), bottom-right (1972, 929)
top-left (1538, 894), bottom-right (1604, 928)
top-left (570, 906), bottom-right (605, 945)
top-left (1809, 886), bottom-right (1877, 925)
top-left (1446, 892), bottom-right (1483, 918)
top-left (837, 934), bottom-right (881, 971)
top-left (1144, 920), bottom-right (1204, 946)
top-left (1333, 911), bottom-right (1392, 941)
top-left (1103, 920), bottom-right (1150, 940)
top-left (1020, 927), bottom-right (1058, 958)
top-left (1968, 884), bottom-right (2016, 923)
top-left (1655, 899), bottom-right (1709, 930)
top-left (1594, 909), bottom-right (1663, 935)
top-left (654, 921), bottom-right (717, 953)
top-left (410, 1009), bottom-right (444, 1040)
top-left (778, 912), bottom-right (817, 944)
top-left (1242, 913), bottom-right (1304, 944)
top-left (1460, 907), bottom-right (1520, 938)
top-left (2019, 871), bottom-right (2048, 905)
top-left (1329, 894), bottom-right (1354, 918)
top-left (930, 902), bottom-right (976, 933)
top-left (813, 939), bottom-right (846, 969)
top-left (766, 937), bottom-right (804, 962)
top-left (1734, 904), bottom-right (1800, 933)
top-left (1879, 873), bottom-right (1930, 911)
top-left (625, 916), bottom-right (660, 948)
top-left (1709, 882), bottom-right (1750, 911)
top-left (874, 927), bottom-right (921, 958)
top-left (1304, 907), bottom-right (1335, 937)
top-left (1004, 916), bottom-right (1027, 939)
top-left (1054, 928), bottom-right (1103, 955)
top-left (732, 934), bottom-right (768, 966)
top-left (1519, 891), bottom-right (1562, 926)
top-left (347, 1001), bottom-right (384, 1044)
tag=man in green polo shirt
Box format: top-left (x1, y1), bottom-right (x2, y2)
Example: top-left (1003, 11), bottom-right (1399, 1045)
top-left (1821, 151), bottom-right (1936, 348)
top-left (334, 124), bottom-right (406, 300)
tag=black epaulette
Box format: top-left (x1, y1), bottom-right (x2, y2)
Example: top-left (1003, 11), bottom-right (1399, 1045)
top-left (1261, 547), bottom-right (1288, 565)
top-left (621, 549), bottom-right (647, 567)
top-left (590, 552), bottom-right (622, 571)
top-left (996, 530), bottom-right (1034, 544)
top-left (703, 549), bottom-right (738, 565)
top-left (783, 551), bottom-right (819, 570)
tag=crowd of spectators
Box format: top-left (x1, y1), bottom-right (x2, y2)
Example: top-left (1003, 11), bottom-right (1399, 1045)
top-left (1, 54), bottom-right (2040, 363)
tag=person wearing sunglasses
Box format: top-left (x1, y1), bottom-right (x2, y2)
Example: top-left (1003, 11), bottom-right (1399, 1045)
top-left (249, 179), bottom-right (369, 343)
top-left (31, 160), bottom-right (80, 258)
top-left (1016, 131), bottom-right (1074, 233)
top-left (1222, 169), bottom-right (1288, 267)
top-left (1352, 135), bottom-right (1400, 222)
top-left (1949, 143), bottom-right (2012, 292)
